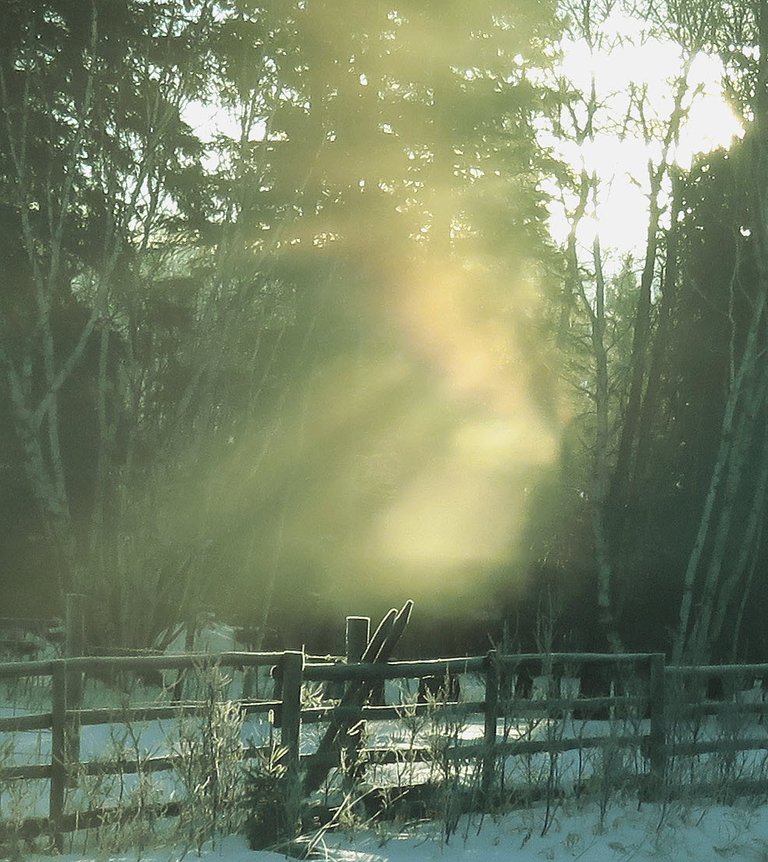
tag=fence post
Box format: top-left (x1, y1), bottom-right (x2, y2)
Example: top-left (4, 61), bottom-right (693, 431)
top-left (280, 650), bottom-right (304, 839)
top-left (49, 660), bottom-right (67, 852)
top-left (346, 615), bottom-right (371, 697)
top-left (64, 594), bottom-right (84, 775)
top-left (346, 616), bottom-right (370, 665)
top-left (482, 649), bottom-right (500, 804)
top-left (280, 650), bottom-right (304, 775)
top-left (648, 652), bottom-right (667, 797)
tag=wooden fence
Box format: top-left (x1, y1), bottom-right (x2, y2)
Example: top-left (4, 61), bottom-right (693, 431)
top-left (2, 649), bottom-right (768, 848)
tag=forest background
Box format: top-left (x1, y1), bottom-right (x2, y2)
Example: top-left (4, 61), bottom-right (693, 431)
top-left (0, 0), bottom-right (765, 665)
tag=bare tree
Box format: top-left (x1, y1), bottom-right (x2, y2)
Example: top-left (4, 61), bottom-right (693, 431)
top-left (671, 0), bottom-right (768, 661)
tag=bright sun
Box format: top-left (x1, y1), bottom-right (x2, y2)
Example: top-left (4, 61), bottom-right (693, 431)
top-left (547, 32), bottom-right (743, 255)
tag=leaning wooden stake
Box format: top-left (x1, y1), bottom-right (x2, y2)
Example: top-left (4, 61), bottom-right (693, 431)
top-left (346, 617), bottom-right (371, 667)
top-left (302, 600), bottom-right (413, 795)
top-left (342, 616), bottom-right (371, 781)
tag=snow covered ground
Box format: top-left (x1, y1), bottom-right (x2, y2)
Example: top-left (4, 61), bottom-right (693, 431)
top-left (28, 798), bottom-right (768, 862)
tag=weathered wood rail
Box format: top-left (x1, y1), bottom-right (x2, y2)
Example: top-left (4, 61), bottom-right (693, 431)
top-left (1, 649), bottom-right (768, 848)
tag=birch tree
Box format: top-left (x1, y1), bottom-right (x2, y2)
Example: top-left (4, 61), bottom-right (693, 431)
top-left (670, 0), bottom-right (768, 660)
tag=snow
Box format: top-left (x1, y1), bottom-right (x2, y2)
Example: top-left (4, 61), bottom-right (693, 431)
top-left (29, 799), bottom-right (768, 862)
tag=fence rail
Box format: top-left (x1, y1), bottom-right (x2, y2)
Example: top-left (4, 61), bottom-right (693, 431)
top-left (1, 647), bottom-right (768, 848)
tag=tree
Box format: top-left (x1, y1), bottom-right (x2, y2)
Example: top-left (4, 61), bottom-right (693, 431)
top-left (542, 0), bottom-right (708, 651)
top-left (619, 0), bottom-right (768, 662)
top-left (1, 0), bottom-right (564, 649)
top-left (542, 0), bottom-right (768, 661)
top-left (0, 0), bottom-right (214, 640)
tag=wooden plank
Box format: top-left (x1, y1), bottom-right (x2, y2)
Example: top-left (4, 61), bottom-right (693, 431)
top-left (0, 712), bottom-right (52, 732)
top-left (501, 695), bottom-right (646, 714)
top-left (310, 733), bottom-right (647, 765)
top-left (0, 744), bottom-right (282, 786)
top-left (0, 650), bottom-right (284, 681)
top-left (299, 700), bottom-right (482, 724)
top-left (300, 694), bottom-right (643, 720)
top-left (453, 733), bottom-right (644, 760)
top-left (304, 655), bottom-right (485, 681)
top-left (0, 698), bottom-right (279, 735)
top-left (0, 801), bottom-right (182, 842)
top-left (667, 662), bottom-right (768, 676)
top-left (0, 659), bottom-right (55, 679)
top-left (496, 652), bottom-right (655, 668)
top-left (73, 698), bottom-right (281, 727)
top-left (671, 700), bottom-right (768, 717)
top-left (662, 778), bottom-right (768, 798)
top-left (78, 754), bottom-right (179, 776)
top-left (240, 698), bottom-right (283, 715)
top-left (669, 737), bottom-right (768, 757)
top-left (66, 651), bottom-right (282, 676)
top-left (0, 648), bottom-right (656, 683)
top-left (0, 763), bottom-right (51, 780)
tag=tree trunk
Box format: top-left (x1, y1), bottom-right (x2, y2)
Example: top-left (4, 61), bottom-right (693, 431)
top-left (589, 230), bottom-right (624, 652)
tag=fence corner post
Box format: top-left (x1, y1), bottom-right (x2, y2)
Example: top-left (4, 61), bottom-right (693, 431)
top-left (648, 652), bottom-right (667, 798)
top-left (482, 649), bottom-right (500, 805)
